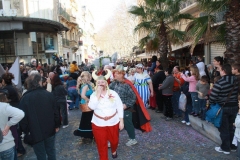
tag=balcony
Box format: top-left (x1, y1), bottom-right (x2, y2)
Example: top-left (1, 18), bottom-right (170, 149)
top-left (215, 10), bottom-right (226, 23)
top-left (62, 38), bottom-right (69, 47)
top-left (69, 40), bottom-right (78, 50)
top-left (180, 0), bottom-right (197, 10)
top-left (59, 6), bottom-right (70, 21)
top-left (199, 10), bottom-right (226, 24)
top-left (0, 9), bottom-right (17, 16)
top-left (70, 16), bottom-right (77, 24)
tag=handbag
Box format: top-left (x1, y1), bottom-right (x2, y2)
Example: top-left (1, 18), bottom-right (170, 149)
top-left (206, 81), bottom-right (237, 127)
top-left (179, 93), bottom-right (187, 112)
top-left (23, 133), bottom-right (34, 146)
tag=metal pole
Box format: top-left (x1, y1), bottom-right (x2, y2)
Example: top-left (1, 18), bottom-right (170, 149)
top-left (36, 42), bottom-right (39, 64)
top-left (14, 31), bottom-right (17, 56)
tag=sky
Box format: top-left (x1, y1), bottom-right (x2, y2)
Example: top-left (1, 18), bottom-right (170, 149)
top-left (86, 0), bottom-right (136, 32)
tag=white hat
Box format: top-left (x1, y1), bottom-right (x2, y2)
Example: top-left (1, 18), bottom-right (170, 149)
top-left (135, 63), bottom-right (144, 68)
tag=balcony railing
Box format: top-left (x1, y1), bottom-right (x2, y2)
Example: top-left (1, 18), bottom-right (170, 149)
top-left (199, 10), bottom-right (226, 23)
top-left (180, 0), bottom-right (197, 10)
top-left (69, 40), bottom-right (78, 49)
top-left (215, 10), bottom-right (226, 23)
top-left (62, 38), bottom-right (69, 46)
top-left (59, 6), bottom-right (70, 21)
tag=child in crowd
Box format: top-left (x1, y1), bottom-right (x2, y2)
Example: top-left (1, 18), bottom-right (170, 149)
top-left (234, 109), bottom-right (240, 159)
top-left (181, 66), bottom-right (200, 117)
top-left (232, 63), bottom-right (240, 102)
top-left (196, 75), bottom-right (210, 120)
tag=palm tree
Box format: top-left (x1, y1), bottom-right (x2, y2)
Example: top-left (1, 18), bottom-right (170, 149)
top-left (129, 0), bottom-right (192, 69)
top-left (188, 0), bottom-right (240, 64)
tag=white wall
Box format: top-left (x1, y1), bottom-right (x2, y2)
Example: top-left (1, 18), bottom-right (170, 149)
top-left (28, 0), bottom-right (53, 20)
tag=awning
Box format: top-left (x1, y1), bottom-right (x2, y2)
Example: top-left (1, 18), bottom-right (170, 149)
top-left (171, 42), bottom-right (191, 51)
top-left (0, 17), bottom-right (69, 32)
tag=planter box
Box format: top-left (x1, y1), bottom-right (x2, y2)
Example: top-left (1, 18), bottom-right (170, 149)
top-left (189, 115), bottom-right (221, 145)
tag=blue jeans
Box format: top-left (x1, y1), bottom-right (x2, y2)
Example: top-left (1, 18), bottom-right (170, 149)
top-left (182, 103), bottom-right (193, 123)
top-left (198, 99), bottom-right (206, 120)
top-left (190, 92), bottom-right (199, 114)
top-left (0, 146), bottom-right (15, 160)
top-left (68, 89), bottom-right (79, 109)
top-left (172, 91), bottom-right (181, 116)
top-left (33, 135), bottom-right (56, 160)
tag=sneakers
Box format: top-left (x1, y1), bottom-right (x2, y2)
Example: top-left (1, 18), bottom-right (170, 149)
top-left (62, 125), bottom-right (69, 129)
top-left (126, 139), bottom-right (138, 146)
top-left (182, 120), bottom-right (190, 125)
top-left (215, 147), bottom-right (230, 154)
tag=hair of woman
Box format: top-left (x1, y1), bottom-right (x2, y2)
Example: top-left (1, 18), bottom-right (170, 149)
top-left (51, 74), bottom-right (63, 89)
top-left (1, 73), bottom-right (14, 85)
top-left (214, 56), bottom-right (224, 65)
top-left (190, 66), bottom-right (200, 80)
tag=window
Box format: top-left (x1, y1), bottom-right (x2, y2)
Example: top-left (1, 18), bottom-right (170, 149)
top-left (0, 0), bottom-right (3, 9)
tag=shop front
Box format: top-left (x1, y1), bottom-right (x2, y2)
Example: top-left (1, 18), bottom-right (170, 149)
top-left (0, 17), bottom-right (68, 65)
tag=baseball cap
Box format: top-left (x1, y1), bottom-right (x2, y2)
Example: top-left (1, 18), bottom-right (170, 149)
top-left (135, 63), bottom-right (144, 68)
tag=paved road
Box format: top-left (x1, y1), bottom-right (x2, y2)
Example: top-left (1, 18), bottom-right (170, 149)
top-left (19, 109), bottom-right (236, 160)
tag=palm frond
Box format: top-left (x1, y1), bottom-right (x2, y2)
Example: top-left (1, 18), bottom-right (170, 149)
top-left (128, 5), bottom-right (146, 18)
top-left (146, 38), bottom-right (160, 52)
top-left (214, 23), bottom-right (226, 45)
top-left (171, 13), bottom-right (193, 24)
top-left (167, 29), bottom-right (186, 45)
top-left (139, 35), bottom-right (150, 49)
top-left (197, 0), bottom-right (227, 13)
top-left (134, 21), bottom-right (153, 34)
top-left (187, 15), bottom-right (216, 52)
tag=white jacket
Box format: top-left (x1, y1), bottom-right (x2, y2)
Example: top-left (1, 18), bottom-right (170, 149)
top-left (0, 102), bottom-right (24, 152)
top-left (196, 62), bottom-right (206, 78)
top-left (234, 114), bottom-right (240, 142)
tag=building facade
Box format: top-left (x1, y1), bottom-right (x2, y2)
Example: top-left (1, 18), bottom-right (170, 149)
top-left (0, 0), bottom-right (68, 65)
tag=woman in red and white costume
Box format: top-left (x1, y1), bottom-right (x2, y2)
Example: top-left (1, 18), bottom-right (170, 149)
top-left (88, 69), bottom-right (124, 160)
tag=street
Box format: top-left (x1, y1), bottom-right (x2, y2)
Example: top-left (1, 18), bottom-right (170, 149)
top-left (20, 109), bottom-right (236, 160)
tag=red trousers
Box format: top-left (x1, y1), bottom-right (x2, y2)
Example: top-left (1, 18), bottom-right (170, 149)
top-left (92, 123), bottom-right (119, 160)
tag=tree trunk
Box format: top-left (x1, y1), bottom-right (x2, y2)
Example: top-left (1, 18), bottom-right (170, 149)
top-left (158, 21), bottom-right (169, 70)
top-left (224, 0), bottom-right (240, 64)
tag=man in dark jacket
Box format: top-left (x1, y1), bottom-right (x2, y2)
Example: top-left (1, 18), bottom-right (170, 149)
top-left (19, 73), bottom-right (60, 160)
top-left (152, 65), bottom-right (166, 113)
top-left (210, 64), bottom-right (239, 154)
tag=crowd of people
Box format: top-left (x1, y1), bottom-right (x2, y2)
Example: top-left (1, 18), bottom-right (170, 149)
top-left (1, 54), bottom-right (240, 159)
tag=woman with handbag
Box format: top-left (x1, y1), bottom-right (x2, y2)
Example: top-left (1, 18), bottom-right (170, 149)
top-left (73, 71), bottom-right (94, 142)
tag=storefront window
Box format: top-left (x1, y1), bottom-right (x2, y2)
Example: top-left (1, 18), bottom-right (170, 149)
top-left (45, 35), bottom-right (54, 50)
top-left (0, 0), bottom-right (3, 9)
top-left (0, 39), bottom-right (15, 56)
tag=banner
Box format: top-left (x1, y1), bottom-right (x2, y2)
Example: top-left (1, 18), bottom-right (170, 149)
top-left (0, 64), bottom-right (5, 77)
top-left (9, 57), bottom-right (22, 90)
